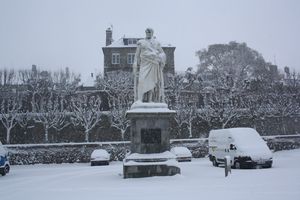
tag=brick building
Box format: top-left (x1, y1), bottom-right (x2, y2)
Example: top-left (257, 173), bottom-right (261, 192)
top-left (102, 28), bottom-right (176, 76)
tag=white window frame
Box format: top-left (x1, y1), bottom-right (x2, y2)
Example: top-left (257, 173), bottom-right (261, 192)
top-left (112, 53), bottom-right (120, 64)
top-left (127, 53), bottom-right (135, 64)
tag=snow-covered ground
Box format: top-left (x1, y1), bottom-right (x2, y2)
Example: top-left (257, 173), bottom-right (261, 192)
top-left (1, 149), bottom-right (300, 200)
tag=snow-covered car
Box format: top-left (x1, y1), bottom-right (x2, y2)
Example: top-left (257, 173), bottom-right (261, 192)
top-left (170, 147), bottom-right (192, 162)
top-left (208, 128), bottom-right (273, 169)
top-left (90, 149), bottom-right (110, 166)
top-left (0, 141), bottom-right (10, 176)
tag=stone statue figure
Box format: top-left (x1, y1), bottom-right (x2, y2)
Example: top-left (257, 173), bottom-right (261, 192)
top-left (133, 28), bottom-right (166, 103)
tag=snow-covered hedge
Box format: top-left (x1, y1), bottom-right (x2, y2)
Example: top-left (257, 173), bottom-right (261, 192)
top-left (5, 135), bottom-right (300, 165)
top-left (7, 142), bottom-right (130, 165)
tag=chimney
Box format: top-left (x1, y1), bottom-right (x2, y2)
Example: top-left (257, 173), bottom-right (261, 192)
top-left (284, 66), bottom-right (290, 79)
top-left (32, 64), bottom-right (37, 77)
top-left (106, 28), bottom-right (113, 46)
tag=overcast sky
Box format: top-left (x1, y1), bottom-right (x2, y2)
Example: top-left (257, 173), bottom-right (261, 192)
top-left (1, 0), bottom-right (300, 77)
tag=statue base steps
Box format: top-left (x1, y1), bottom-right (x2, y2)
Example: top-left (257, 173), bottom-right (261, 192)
top-left (123, 151), bottom-right (180, 178)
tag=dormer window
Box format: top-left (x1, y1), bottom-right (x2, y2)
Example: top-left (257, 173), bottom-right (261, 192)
top-left (128, 38), bottom-right (137, 45)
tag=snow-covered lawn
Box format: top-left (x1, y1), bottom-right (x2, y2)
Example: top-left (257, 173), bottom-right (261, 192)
top-left (1, 149), bottom-right (300, 200)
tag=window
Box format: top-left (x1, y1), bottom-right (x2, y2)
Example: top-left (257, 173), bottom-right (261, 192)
top-left (127, 53), bottom-right (135, 64)
top-left (112, 53), bottom-right (120, 64)
top-left (128, 38), bottom-right (137, 45)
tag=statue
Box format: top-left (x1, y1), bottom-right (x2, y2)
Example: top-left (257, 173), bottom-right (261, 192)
top-left (133, 28), bottom-right (166, 103)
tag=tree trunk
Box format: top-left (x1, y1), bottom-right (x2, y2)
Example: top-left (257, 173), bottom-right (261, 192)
top-left (222, 123), bottom-right (226, 129)
top-left (121, 130), bottom-right (125, 140)
top-left (31, 93), bottom-right (36, 113)
top-left (6, 128), bottom-right (11, 144)
top-left (45, 125), bottom-right (49, 143)
top-left (188, 121), bottom-right (192, 138)
top-left (85, 130), bottom-right (89, 142)
top-left (282, 116), bottom-right (286, 135)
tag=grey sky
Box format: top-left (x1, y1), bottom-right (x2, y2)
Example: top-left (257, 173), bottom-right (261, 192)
top-left (1, 0), bottom-right (300, 76)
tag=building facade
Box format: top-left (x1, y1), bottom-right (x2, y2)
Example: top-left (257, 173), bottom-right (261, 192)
top-left (102, 28), bottom-right (176, 76)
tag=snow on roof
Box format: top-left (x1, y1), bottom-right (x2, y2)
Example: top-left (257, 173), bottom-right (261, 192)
top-left (104, 37), bottom-right (174, 48)
top-left (225, 128), bottom-right (267, 147)
top-left (171, 147), bottom-right (192, 157)
top-left (91, 149), bottom-right (110, 159)
top-left (210, 128), bottom-right (272, 158)
top-left (80, 69), bottom-right (100, 87)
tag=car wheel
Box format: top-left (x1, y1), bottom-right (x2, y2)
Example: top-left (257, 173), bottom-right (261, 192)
top-left (265, 164), bottom-right (272, 168)
top-left (4, 165), bottom-right (10, 174)
top-left (255, 165), bottom-right (262, 169)
top-left (212, 157), bottom-right (219, 167)
top-left (91, 162), bottom-right (94, 166)
top-left (234, 161), bottom-right (240, 169)
top-left (0, 168), bottom-right (6, 176)
top-left (268, 164), bottom-right (272, 168)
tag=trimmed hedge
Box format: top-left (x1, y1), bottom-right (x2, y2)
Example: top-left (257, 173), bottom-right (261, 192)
top-left (6, 135), bottom-right (300, 165)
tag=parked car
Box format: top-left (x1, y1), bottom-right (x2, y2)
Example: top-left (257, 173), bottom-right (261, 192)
top-left (90, 149), bottom-right (110, 166)
top-left (0, 141), bottom-right (10, 176)
top-left (208, 127), bottom-right (273, 169)
top-left (170, 146), bottom-right (192, 162)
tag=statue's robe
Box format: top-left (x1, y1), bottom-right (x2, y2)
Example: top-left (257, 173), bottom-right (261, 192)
top-left (133, 38), bottom-right (166, 102)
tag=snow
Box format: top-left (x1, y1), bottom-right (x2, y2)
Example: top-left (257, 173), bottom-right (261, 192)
top-left (104, 37), bottom-right (174, 48)
top-left (124, 159), bottom-right (178, 167)
top-left (226, 128), bottom-right (268, 149)
top-left (124, 151), bottom-right (178, 166)
top-left (0, 142), bottom-right (6, 156)
top-left (1, 149), bottom-right (300, 200)
top-left (5, 141), bottom-right (130, 148)
top-left (91, 149), bottom-right (110, 160)
top-left (209, 128), bottom-right (272, 160)
top-left (125, 151), bottom-right (176, 160)
top-left (127, 101), bottom-right (176, 113)
top-left (170, 147), bottom-right (192, 157)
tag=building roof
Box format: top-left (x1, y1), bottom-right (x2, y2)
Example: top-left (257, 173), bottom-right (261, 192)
top-left (103, 37), bottom-right (174, 48)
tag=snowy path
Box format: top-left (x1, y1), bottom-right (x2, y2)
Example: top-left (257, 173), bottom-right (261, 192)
top-left (1, 149), bottom-right (300, 200)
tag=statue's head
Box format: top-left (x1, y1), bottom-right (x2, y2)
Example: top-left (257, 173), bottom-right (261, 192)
top-left (145, 28), bottom-right (154, 39)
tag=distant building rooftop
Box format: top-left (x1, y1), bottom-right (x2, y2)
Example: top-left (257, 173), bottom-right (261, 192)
top-left (104, 37), bottom-right (174, 48)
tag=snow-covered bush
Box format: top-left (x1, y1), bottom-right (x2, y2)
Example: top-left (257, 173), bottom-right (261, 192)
top-left (5, 135), bottom-right (300, 165)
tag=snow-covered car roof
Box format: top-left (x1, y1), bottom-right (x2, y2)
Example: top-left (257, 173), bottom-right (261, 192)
top-left (171, 147), bottom-right (192, 156)
top-left (91, 149), bottom-right (110, 159)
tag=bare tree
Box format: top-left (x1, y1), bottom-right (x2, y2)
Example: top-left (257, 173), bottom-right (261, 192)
top-left (263, 93), bottom-right (300, 135)
top-left (96, 71), bottom-right (133, 108)
top-left (52, 67), bottom-right (81, 111)
top-left (19, 69), bottom-right (53, 112)
top-left (96, 71), bottom-right (133, 139)
top-left (0, 68), bottom-right (17, 86)
top-left (109, 105), bottom-right (130, 140)
top-left (70, 95), bottom-right (103, 142)
top-left (0, 96), bottom-right (22, 144)
top-left (167, 72), bottom-right (200, 138)
top-left (34, 92), bottom-right (68, 143)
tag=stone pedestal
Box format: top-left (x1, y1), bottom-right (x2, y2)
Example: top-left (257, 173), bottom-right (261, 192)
top-left (123, 102), bottom-right (180, 178)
